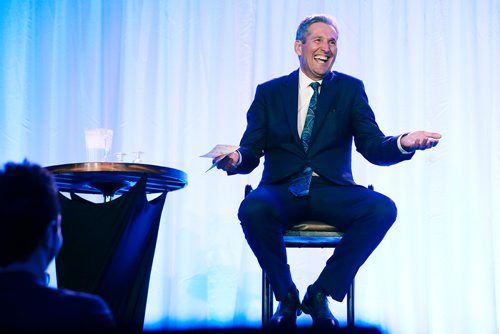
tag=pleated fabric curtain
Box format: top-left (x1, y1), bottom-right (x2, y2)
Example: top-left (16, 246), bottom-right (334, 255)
top-left (1, 1), bottom-right (499, 332)
top-left (55, 177), bottom-right (167, 331)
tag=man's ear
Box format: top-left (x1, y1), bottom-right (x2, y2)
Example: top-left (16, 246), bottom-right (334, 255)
top-left (41, 217), bottom-right (59, 249)
top-left (40, 222), bottom-right (54, 249)
top-left (44, 216), bottom-right (63, 264)
top-left (294, 40), bottom-right (302, 56)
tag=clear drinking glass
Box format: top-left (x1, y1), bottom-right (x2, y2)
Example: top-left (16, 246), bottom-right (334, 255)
top-left (114, 152), bottom-right (127, 162)
top-left (132, 151), bottom-right (144, 163)
top-left (84, 128), bottom-right (113, 162)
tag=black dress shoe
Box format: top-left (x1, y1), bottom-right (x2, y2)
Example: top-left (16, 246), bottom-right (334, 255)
top-left (270, 286), bottom-right (302, 328)
top-left (301, 285), bottom-right (339, 329)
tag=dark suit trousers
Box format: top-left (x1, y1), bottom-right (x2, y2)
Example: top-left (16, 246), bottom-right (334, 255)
top-left (238, 177), bottom-right (397, 302)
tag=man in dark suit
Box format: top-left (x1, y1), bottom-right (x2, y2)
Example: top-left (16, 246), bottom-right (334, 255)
top-left (0, 160), bottom-right (115, 332)
top-left (216, 14), bottom-right (441, 329)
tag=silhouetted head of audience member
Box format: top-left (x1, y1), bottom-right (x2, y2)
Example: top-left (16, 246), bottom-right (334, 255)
top-left (0, 160), bottom-right (62, 278)
top-left (0, 160), bottom-right (116, 332)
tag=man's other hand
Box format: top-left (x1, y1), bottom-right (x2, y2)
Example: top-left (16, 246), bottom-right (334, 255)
top-left (401, 131), bottom-right (442, 152)
top-left (214, 151), bottom-right (240, 172)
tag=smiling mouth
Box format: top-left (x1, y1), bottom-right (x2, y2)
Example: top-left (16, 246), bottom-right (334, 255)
top-left (314, 55), bottom-right (329, 63)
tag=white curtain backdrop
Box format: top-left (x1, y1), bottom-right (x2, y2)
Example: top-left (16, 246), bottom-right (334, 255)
top-left (1, 0), bottom-right (499, 333)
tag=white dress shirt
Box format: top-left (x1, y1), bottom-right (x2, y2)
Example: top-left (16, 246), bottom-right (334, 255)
top-left (297, 70), bottom-right (322, 137)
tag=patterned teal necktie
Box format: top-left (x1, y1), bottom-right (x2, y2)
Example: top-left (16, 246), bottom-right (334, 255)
top-left (301, 81), bottom-right (320, 152)
top-left (289, 82), bottom-right (320, 197)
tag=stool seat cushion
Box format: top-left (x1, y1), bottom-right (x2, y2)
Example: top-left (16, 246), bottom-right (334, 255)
top-left (284, 222), bottom-right (343, 247)
top-left (288, 222), bottom-right (341, 232)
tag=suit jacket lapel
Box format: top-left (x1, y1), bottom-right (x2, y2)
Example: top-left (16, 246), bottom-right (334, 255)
top-left (283, 70), bottom-right (302, 146)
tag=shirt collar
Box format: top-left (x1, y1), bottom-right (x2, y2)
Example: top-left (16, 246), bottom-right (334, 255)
top-left (299, 68), bottom-right (323, 91)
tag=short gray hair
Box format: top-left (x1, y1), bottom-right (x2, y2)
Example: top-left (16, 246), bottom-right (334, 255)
top-left (295, 15), bottom-right (339, 43)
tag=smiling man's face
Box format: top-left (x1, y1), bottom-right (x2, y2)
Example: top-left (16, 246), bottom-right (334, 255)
top-left (294, 22), bottom-right (338, 81)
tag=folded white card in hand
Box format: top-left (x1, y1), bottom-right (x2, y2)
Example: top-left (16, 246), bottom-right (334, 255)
top-left (200, 144), bottom-right (239, 172)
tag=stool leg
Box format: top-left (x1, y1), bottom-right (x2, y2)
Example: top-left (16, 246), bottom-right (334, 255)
top-left (262, 270), bottom-right (273, 328)
top-left (347, 278), bottom-right (355, 327)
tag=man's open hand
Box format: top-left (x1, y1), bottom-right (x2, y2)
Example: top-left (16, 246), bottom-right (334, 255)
top-left (401, 131), bottom-right (442, 152)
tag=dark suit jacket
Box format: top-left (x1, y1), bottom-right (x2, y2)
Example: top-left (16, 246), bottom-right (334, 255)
top-left (0, 271), bottom-right (115, 332)
top-left (235, 69), bottom-right (414, 185)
